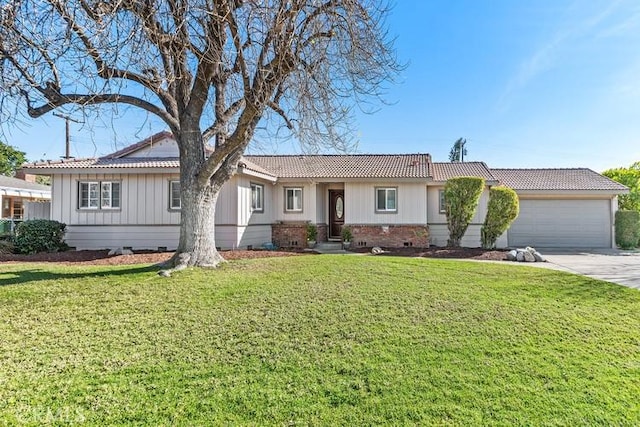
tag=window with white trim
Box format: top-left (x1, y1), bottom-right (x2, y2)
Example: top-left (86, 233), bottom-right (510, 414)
top-left (439, 189), bottom-right (446, 214)
top-left (169, 180), bottom-right (181, 210)
top-left (251, 182), bottom-right (264, 212)
top-left (79, 181), bottom-right (120, 210)
top-left (376, 187), bottom-right (397, 212)
top-left (285, 187), bottom-right (303, 212)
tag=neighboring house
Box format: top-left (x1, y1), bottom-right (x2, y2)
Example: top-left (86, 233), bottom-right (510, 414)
top-left (0, 174), bottom-right (51, 221)
top-left (21, 132), bottom-right (628, 250)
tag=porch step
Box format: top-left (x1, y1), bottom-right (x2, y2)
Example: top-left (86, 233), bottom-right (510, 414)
top-left (314, 242), bottom-right (343, 251)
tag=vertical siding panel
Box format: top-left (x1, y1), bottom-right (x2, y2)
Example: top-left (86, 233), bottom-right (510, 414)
top-left (138, 174), bottom-right (146, 224)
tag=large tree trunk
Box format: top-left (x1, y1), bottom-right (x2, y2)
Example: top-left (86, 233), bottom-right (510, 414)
top-left (170, 176), bottom-right (225, 269)
top-left (161, 129), bottom-right (230, 273)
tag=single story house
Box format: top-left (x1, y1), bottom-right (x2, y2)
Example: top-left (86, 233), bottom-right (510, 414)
top-left (0, 174), bottom-right (51, 221)
top-left (22, 132), bottom-right (628, 250)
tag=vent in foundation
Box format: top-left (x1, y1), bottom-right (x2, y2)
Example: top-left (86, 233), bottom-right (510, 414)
top-left (357, 241), bottom-right (367, 247)
top-left (403, 242), bottom-right (413, 247)
top-left (157, 246), bottom-right (167, 252)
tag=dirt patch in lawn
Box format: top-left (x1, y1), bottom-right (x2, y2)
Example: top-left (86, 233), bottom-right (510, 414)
top-left (1, 246), bottom-right (507, 265)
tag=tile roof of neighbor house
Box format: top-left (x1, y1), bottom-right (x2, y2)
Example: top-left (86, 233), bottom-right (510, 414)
top-left (431, 162), bottom-right (496, 181)
top-left (491, 168), bottom-right (629, 191)
top-left (0, 175), bottom-right (51, 192)
top-left (23, 157), bottom-right (181, 169)
top-left (243, 154), bottom-right (431, 179)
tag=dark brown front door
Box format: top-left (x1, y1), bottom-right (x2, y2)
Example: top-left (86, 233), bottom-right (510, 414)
top-left (329, 190), bottom-right (344, 239)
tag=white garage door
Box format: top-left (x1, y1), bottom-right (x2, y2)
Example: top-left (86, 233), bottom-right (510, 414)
top-left (508, 199), bottom-right (611, 248)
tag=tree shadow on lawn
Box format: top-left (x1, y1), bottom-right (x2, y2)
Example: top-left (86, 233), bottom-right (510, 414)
top-left (0, 265), bottom-right (160, 287)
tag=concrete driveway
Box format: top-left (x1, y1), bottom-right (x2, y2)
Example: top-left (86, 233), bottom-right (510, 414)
top-left (540, 249), bottom-right (640, 289)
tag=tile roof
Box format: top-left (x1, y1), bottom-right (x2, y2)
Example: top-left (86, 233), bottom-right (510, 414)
top-left (23, 157), bottom-right (180, 169)
top-left (431, 162), bottom-right (496, 181)
top-left (0, 175), bottom-right (51, 192)
top-left (243, 154), bottom-right (431, 179)
top-left (491, 168), bottom-right (629, 191)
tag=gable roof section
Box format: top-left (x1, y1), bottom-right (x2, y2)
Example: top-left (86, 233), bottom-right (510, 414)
top-left (0, 175), bottom-right (51, 192)
top-left (431, 162), bottom-right (495, 182)
top-left (244, 154), bottom-right (431, 179)
top-left (105, 131), bottom-right (174, 158)
top-left (491, 168), bottom-right (628, 192)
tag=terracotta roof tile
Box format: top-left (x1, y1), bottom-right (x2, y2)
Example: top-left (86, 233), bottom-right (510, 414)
top-left (491, 168), bottom-right (628, 191)
top-left (23, 157), bottom-right (180, 169)
top-left (243, 154), bottom-right (431, 179)
top-left (431, 162), bottom-right (495, 181)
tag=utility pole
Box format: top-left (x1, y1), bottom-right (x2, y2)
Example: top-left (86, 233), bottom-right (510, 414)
top-left (52, 113), bottom-right (82, 159)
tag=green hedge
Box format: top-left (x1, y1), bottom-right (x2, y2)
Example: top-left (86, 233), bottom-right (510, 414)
top-left (615, 210), bottom-right (640, 249)
top-left (444, 177), bottom-right (485, 247)
top-left (481, 186), bottom-right (519, 249)
top-left (12, 220), bottom-right (68, 254)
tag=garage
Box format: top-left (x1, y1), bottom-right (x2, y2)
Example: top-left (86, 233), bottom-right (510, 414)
top-left (507, 199), bottom-right (612, 248)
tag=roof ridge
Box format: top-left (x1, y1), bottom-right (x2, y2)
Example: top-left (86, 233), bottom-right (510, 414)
top-left (103, 130), bottom-right (173, 158)
top-left (491, 167), bottom-right (592, 171)
top-left (244, 153), bottom-right (431, 157)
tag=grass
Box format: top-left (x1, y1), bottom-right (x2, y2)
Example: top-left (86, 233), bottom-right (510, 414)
top-left (1, 255), bottom-right (639, 425)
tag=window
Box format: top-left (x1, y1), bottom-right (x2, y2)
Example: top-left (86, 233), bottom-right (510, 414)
top-left (251, 183), bottom-right (264, 212)
top-left (376, 187), bottom-right (397, 212)
top-left (285, 187), bottom-right (303, 212)
top-left (439, 189), bottom-right (446, 214)
top-left (79, 181), bottom-right (120, 210)
top-left (169, 181), bottom-right (181, 210)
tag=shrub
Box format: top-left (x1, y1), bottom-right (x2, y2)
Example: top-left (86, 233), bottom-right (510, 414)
top-left (444, 177), bottom-right (485, 247)
top-left (615, 210), bottom-right (640, 249)
top-left (0, 238), bottom-right (14, 254)
top-left (481, 186), bottom-right (519, 249)
top-left (306, 223), bottom-right (318, 241)
top-left (341, 226), bottom-right (353, 242)
top-left (12, 220), bottom-right (68, 254)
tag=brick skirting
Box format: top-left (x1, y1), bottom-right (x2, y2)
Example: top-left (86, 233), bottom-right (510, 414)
top-left (272, 222), bottom-right (329, 249)
top-left (349, 224), bottom-right (429, 248)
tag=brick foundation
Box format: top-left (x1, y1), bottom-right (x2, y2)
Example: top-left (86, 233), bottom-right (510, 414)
top-left (272, 222), bottom-right (328, 249)
top-left (349, 224), bottom-right (429, 248)
top-left (317, 223), bottom-right (328, 243)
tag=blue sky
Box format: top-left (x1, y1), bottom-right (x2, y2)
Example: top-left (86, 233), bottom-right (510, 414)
top-left (6, 0), bottom-right (640, 171)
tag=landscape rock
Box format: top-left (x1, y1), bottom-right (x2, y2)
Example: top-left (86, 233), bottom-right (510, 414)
top-left (506, 250), bottom-right (518, 261)
top-left (516, 251), bottom-right (525, 262)
top-left (108, 247), bottom-right (134, 256)
top-left (523, 251), bottom-right (536, 262)
top-left (533, 251), bottom-right (546, 262)
top-left (371, 246), bottom-right (385, 255)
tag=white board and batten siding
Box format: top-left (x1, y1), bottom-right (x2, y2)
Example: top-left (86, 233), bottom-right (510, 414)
top-left (508, 198), bottom-right (613, 248)
top-left (52, 173), bottom-right (272, 250)
top-left (345, 182), bottom-right (427, 225)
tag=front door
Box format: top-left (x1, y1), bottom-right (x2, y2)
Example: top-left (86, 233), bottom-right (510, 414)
top-left (329, 190), bottom-right (345, 239)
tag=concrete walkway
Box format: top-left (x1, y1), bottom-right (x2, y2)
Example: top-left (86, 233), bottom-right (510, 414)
top-left (540, 249), bottom-right (640, 289)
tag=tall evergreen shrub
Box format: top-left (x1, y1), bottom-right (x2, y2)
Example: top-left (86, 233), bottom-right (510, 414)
top-left (481, 186), bottom-right (519, 249)
top-left (615, 210), bottom-right (640, 249)
top-left (444, 177), bottom-right (485, 247)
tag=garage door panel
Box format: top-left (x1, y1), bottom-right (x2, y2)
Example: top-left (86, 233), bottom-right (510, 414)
top-left (508, 199), bottom-right (611, 248)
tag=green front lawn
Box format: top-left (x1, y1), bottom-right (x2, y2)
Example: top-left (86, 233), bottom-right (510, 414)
top-left (1, 256), bottom-right (639, 425)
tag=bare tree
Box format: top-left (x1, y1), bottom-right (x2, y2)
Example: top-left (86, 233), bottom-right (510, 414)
top-left (0, 0), bottom-right (401, 271)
